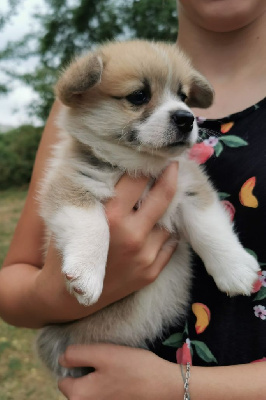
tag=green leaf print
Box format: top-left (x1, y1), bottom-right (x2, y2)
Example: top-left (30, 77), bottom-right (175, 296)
top-left (214, 141), bottom-right (224, 156)
top-left (184, 321), bottom-right (189, 335)
top-left (245, 248), bottom-right (258, 260)
top-left (219, 135), bottom-right (248, 147)
top-left (218, 192), bottom-right (230, 200)
top-left (253, 287), bottom-right (266, 301)
top-left (245, 248), bottom-right (266, 266)
top-left (162, 332), bottom-right (184, 348)
top-left (191, 340), bottom-right (218, 364)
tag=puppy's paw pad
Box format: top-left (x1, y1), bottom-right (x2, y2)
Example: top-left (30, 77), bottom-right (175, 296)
top-left (65, 274), bottom-right (75, 281)
top-left (64, 270), bottom-right (104, 306)
top-left (62, 253), bottom-right (106, 306)
top-left (73, 287), bottom-right (85, 295)
top-left (71, 280), bottom-right (103, 306)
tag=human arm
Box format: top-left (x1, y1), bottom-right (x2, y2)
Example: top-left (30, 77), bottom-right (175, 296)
top-left (0, 100), bottom-right (178, 328)
top-left (58, 343), bottom-right (266, 400)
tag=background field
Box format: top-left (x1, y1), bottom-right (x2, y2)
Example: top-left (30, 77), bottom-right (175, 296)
top-left (0, 189), bottom-right (64, 400)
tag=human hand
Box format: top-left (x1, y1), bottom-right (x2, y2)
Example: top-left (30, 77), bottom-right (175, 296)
top-left (58, 343), bottom-right (181, 400)
top-left (103, 161), bottom-right (179, 302)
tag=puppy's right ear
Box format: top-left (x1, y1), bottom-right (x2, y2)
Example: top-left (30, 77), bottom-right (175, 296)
top-left (55, 53), bottom-right (103, 106)
top-left (186, 70), bottom-right (214, 109)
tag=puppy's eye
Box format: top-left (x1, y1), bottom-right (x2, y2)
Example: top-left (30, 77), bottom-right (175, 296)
top-left (178, 89), bottom-right (188, 102)
top-left (126, 89), bottom-right (150, 106)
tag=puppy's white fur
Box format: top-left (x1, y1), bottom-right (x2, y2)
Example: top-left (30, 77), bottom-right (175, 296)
top-left (37, 40), bottom-right (259, 378)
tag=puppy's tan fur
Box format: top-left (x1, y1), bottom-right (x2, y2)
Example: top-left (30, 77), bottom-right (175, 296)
top-left (37, 40), bottom-right (259, 378)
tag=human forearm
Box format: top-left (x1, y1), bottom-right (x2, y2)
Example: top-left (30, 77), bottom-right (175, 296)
top-left (0, 264), bottom-right (109, 329)
top-left (0, 252), bottom-right (115, 329)
top-left (0, 262), bottom-right (87, 328)
top-left (189, 362), bottom-right (266, 400)
top-left (0, 241), bottom-right (104, 328)
top-left (0, 226), bottom-right (177, 329)
top-left (58, 344), bottom-right (266, 400)
top-left (0, 263), bottom-right (48, 328)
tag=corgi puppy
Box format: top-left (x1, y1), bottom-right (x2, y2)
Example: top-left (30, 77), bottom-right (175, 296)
top-left (37, 40), bottom-right (259, 378)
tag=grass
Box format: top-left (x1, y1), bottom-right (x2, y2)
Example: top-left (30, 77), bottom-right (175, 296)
top-left (0, 188), bottom-right (64, 400)
top-left (0, 188), bottom-right (28, 266)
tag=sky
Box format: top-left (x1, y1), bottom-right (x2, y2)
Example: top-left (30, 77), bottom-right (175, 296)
top-left (0, 0), bottom-right (46, 127)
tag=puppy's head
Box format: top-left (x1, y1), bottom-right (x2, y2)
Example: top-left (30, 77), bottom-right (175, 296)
top-left (56, 40), bottom-right (214, 158)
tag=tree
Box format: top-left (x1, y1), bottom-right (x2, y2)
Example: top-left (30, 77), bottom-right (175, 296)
top-left (0, 125), bottom-right (42, 189)
top-left (1, 0), bottom-right (177, 121)
top-left (0, 0), bottom-right (20, 94)
top-left (23, 0), bottom-right (127, 121)
top-left (123, 0), bottom-right (178, 42)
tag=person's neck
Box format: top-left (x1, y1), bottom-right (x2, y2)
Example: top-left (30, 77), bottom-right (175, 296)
top-left (177, 11), bottom-right (266, 118)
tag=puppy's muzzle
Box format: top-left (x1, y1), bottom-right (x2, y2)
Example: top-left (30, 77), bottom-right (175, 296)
top-left (170, 110), bottom-right (195, 138)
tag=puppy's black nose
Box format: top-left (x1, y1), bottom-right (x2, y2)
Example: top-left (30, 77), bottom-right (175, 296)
top-left (170, 110), bottom-right (195, 134)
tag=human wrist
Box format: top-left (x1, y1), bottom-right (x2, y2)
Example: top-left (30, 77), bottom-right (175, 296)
top-left (157, 359), bottom-right (186, 400)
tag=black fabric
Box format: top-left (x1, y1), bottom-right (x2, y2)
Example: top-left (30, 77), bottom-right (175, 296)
top-left (149, 97), bottom-right (266, 366)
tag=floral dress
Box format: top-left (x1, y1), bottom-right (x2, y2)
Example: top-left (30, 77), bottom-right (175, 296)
top-left (149, 97), bottom-right (266, 366)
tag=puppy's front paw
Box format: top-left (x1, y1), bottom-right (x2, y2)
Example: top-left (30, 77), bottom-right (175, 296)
top-left (62, 257), bottom-right (105, 306)
top-left (211, 250), bottom-right (260, 296)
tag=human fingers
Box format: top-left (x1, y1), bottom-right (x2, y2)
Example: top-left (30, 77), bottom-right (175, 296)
top-left (105, 174), bottom-right (149, 217)
top-left (134, 227), bottom-right (172, 270)
top-left (133, 162), bottom-right (178, 235)
top-left (59, 343), bottom-right (119, 369)
top-left (58, 376), bottom-right (75, 398)
top-left (136, 229), bottom-right (178, 284)
top-left (147, 236), bottom-right (179, 280)
top-left (106, 163), bottom-right (178, 253)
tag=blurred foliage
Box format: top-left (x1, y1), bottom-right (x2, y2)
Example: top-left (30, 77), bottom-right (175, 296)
top-left (1, 0), bottom-right (177, 121)
top-left (0, 0), bottom-right (19, 29)
top-left (0, 0), bottom-right (20, 94)
top-left (124, 0), bottom-right (178, 41)
top-left (0, 125), bottom-right (43, 189)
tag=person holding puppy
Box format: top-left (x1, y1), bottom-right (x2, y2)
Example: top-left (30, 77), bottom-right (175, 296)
top-left (1, 0), bottom-right (266, 399)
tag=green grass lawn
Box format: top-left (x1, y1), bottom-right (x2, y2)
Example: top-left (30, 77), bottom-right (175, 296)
top-left (0, 189), bottom-right (64, 400)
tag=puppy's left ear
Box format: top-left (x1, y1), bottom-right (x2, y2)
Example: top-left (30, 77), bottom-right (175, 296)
top-left (55, 52), bottom-right (104, 107)
top-left (186, 71), bottom-right (214, 109)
